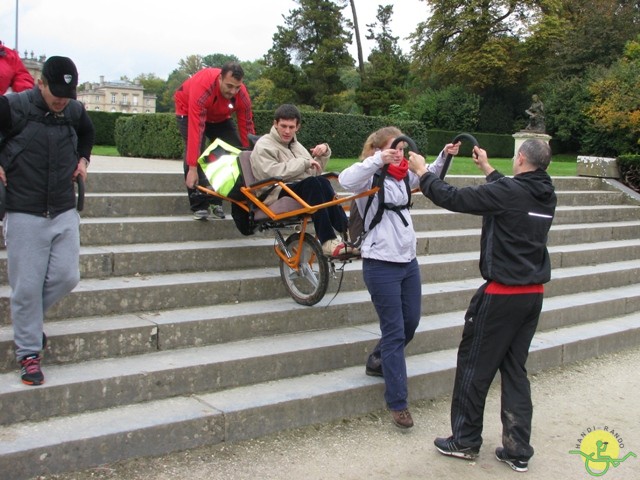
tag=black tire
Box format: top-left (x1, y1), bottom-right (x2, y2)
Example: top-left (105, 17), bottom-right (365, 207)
top-left (279, 232), bottom-right (329, 306)
top-left (0, 181), bottom-right (5, 220)
top-left (76, 176), bottom-right (85, 212)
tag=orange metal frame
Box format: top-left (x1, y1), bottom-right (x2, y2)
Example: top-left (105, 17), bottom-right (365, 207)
top-left (197, 175), bottom-right (378, 272)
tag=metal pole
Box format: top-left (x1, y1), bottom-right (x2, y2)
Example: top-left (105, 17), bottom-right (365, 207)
top-left (15, 0), bottom-right (19, 51)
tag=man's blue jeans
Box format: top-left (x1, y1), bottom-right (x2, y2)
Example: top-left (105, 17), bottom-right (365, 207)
top-left (363, 257), bottom-right (421, 410)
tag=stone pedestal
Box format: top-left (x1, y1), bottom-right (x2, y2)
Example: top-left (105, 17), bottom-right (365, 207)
top-left (512, 132), bottom-right (552, 160)
top-left (576, 156), bottom-right (620, 178)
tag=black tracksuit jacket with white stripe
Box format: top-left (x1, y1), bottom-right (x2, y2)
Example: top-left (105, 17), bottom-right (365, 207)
top-left (418, 169), bottom-right (557, 286)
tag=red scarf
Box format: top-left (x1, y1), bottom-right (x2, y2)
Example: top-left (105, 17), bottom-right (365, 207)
top-left (387, 158), bottom-right (409, 180)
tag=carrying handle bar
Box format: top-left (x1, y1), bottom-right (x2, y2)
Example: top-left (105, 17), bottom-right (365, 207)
top-left (440, 133), bottom-right (480, 180)
top-left (390, 135), bottom-right (419, 153)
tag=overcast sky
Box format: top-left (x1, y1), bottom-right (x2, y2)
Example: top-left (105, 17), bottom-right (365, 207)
top-left (1, 0), bottom-right (428, 83)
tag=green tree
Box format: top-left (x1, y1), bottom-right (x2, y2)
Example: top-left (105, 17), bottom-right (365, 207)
top-left (178, 55), bottom-right (205, 76)
top-left (409, 0), bottom-right (546, 93)
top-left (355, 4), bottom-right (410, 116)
top-left (160, 68), bottom-right (190, 113)
top-left (546, 0), bottom-right (640, 78)
top-left (263, 0), bottom-right (354, 111)
top-left (202, 53), bottom-right (239, 68)
top-left (134, 73), bottom-right (171, 113)
top-left (407, 85), bottom-right (480, 131)
top-left (135, 73), bottom-right (165, 96)
top-left (585, 36), bottom-right (640, 154)
top-left (239, 59), bottom-right (267, 86)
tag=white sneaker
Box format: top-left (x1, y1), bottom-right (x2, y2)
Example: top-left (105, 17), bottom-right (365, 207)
top-left (322, 238), bottom-right (354, 257)
top-left (193, 209), bottom-right (208, 220)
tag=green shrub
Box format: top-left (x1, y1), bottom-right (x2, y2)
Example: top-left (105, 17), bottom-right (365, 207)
top-left (617, 155), bottom-right (640, 193)
top-left (112, 110), bottom-right (516, 160)
top-left (87, 111), bottom-right (132, 145)
top-left (114, 114), bottom-right (183, 158)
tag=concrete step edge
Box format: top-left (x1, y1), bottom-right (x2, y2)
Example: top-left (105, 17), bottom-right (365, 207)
top-left (2, 313), bottom-right (640, 480)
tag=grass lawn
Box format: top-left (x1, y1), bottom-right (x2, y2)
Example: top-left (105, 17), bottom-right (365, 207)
top-left (328, 154), bottom-right (577, 176)
top-left (93, 146), bottom-right (577, 176)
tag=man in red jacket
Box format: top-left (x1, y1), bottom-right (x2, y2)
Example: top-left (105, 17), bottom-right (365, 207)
top-left (174, 62), bottom-right (255, 220)
top-left (0, 41), bottom-right (34, 95)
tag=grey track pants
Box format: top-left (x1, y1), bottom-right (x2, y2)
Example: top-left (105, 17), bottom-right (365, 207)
top-left (3, 209), bottom-right (80, 360)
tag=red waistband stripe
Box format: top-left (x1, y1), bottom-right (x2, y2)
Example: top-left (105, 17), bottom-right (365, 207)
top-left (485, 281), bottom-right (544, 295)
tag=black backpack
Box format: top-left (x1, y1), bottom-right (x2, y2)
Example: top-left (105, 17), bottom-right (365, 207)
top-left (347, 164), bottom-right (412, 247)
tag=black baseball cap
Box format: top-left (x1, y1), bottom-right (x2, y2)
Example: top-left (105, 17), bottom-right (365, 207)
top-left (42, 56), bottom-right (78, 99)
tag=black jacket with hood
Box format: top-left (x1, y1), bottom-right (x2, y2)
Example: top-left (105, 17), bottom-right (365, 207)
top-left (0, 86), bottom-right (94, 217)
top-left (419, 169), bottom-right (557, 285)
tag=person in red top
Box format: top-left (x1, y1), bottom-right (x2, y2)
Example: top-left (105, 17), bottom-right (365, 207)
top-left (0, 41), bottom-right (34, 95)
top-left (174, 62), bottom-right (255, 220)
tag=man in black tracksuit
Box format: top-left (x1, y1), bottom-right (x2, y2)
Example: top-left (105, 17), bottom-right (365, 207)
top-left (408, 138), bottom-right (556, 473)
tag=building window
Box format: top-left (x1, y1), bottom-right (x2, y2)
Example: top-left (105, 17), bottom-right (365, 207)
top-left (96, 95), bottom-right (100, 102)
top-left (122, 94), bottom-right (128, 105)
top-left (133, 95), bottom-right (139, 106)
top-left (111, 93), bottom-right (116, 104)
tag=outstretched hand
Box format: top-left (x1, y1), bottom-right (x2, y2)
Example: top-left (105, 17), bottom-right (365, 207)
top-left (310, 143), bottom-right (329, 157)
top-left (408, 151), bottom-right (428, 177)
top-left (472, 146), bottom-right (495, 176)
top-left (444, 142), bottom-right (461, 156)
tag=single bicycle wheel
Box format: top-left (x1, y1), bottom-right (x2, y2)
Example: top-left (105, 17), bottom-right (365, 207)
top-left (279, 232), bottom-right (329, 306)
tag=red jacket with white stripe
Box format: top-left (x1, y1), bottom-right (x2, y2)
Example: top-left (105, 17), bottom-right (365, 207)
top-left (174, 67), bottom-right (254, 166)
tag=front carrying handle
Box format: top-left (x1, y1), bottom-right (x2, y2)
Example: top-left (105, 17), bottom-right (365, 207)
top-left (440, 133), bottom-right (480, 180)
top-left (390, 135), bottom-right (418, 153)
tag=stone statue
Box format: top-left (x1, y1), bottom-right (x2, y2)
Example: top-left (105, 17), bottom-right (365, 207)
top-left (524, 94), bottom-right (545, 133)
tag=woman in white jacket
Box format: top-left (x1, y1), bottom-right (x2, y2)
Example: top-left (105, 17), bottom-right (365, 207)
top-left (339, 127), bottom-right (458, 428)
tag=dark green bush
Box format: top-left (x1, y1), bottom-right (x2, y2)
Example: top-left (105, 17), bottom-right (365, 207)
top-left (87, 111), bottom-right (132, 145)
top-left (426, 130), bottom-right (514, 158)
top-left (617, 155), bottom-right (640, 193)
top-left (113, 110), bottom-right (516, 159)
top-left (114, 114), bottom-right (183, 158)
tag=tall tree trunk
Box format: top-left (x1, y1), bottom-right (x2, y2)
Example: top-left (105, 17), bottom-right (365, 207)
top-left (349, 0), bottom-right (365, 80)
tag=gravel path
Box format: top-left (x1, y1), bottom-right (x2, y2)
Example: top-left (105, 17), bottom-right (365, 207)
top-left (40, 346), bottom-right (640, 480)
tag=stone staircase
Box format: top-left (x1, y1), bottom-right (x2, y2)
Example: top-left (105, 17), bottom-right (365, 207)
top-left (1, 169), bottom-right (640, 480)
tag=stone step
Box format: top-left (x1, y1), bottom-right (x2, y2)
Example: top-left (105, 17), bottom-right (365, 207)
top-left (1, 170), bottom-right (639, 480)
top-left (3, 221), bottom-right (638, 281)
top-left (33, 204), bottom-right (640, 247)
top-left (1, 287), bottom-right (638, 427)
top-left (2, 244), bottom-right (639, 324)
top-left (2, 312), bottom-right (639, 480)
top-left (84, 172), bottom-right (609, 195)
top-left (1, 273), bottom-right (636, 374)
top-left (74, 188), bottom-right (629, 219)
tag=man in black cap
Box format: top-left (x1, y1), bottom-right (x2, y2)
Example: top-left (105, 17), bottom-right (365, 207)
top-left (0, 56), bottom-right (95, 385)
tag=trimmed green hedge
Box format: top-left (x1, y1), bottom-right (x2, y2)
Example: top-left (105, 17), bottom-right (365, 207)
top-left (114, 113), bottom-right (183, 158)
top-left (87, 111), bottom-right (133, 145)
top-left (112, 111), bottom-right (517, 159)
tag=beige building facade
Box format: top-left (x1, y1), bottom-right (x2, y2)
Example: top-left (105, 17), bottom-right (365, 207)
top-left (19, 51), bottom-right (156, 114)
top-left (77, 76), bottom-right (156, 114)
